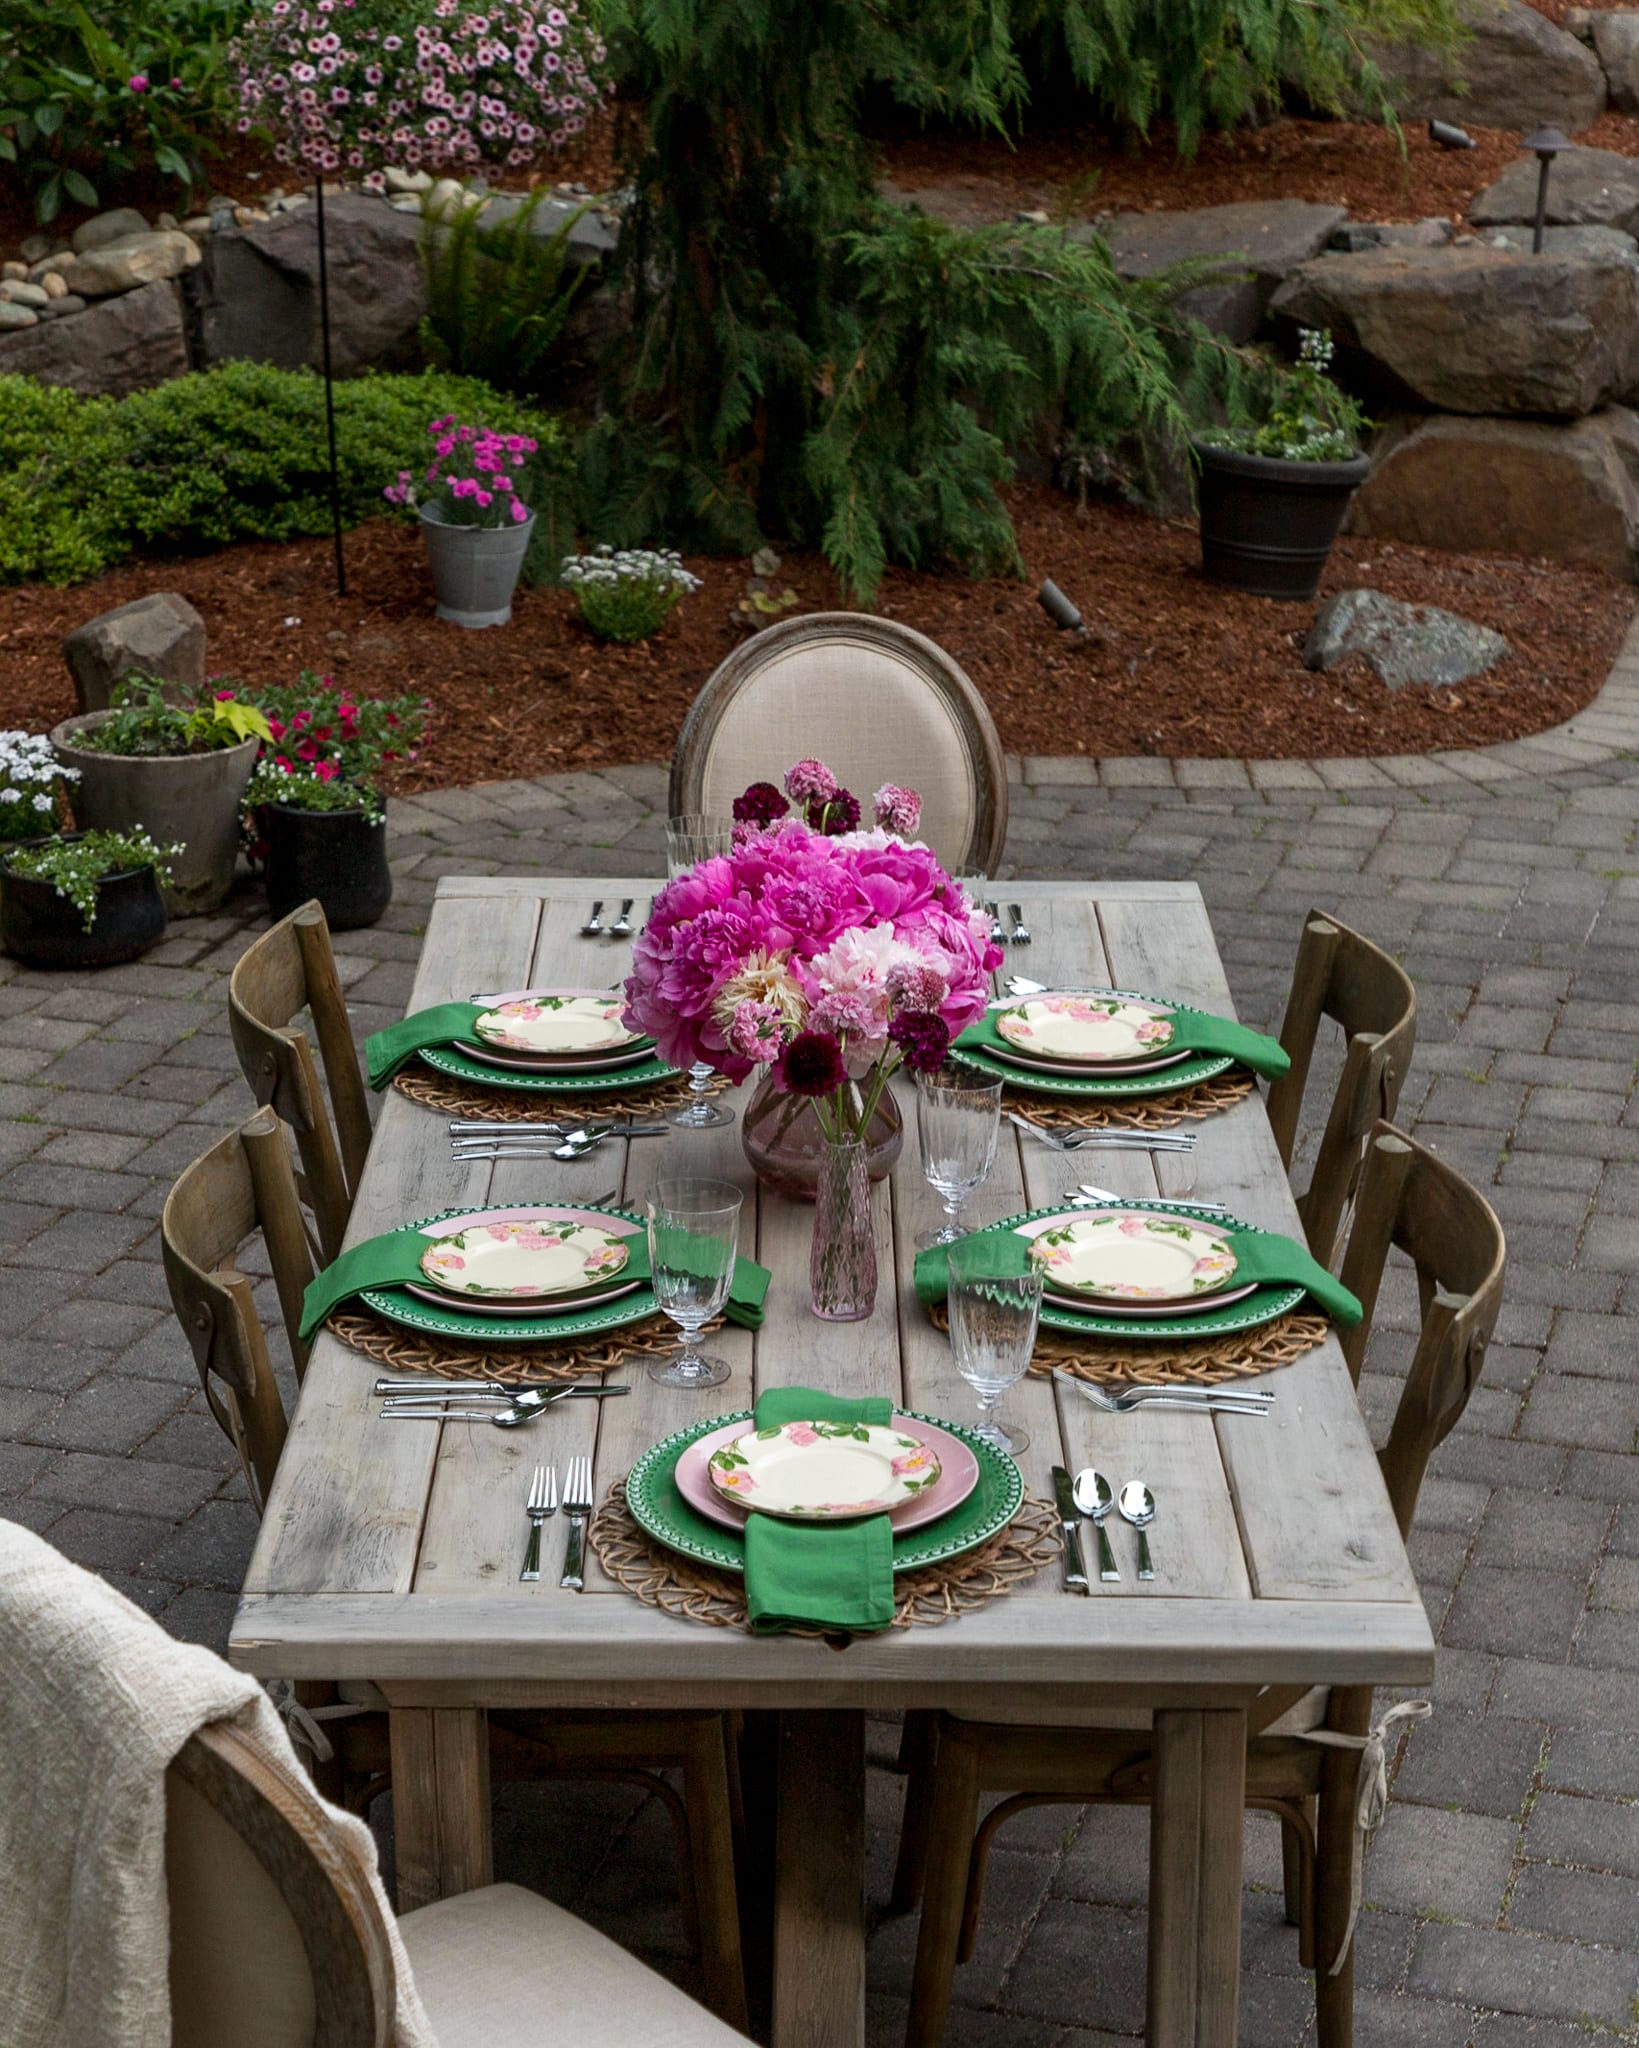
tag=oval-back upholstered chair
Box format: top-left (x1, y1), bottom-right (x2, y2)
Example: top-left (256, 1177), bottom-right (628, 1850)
top-left (669, 612), bottom-right (1009, 875)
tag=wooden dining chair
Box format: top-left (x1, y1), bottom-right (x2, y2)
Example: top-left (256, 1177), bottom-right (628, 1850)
top-left (161, 1112), bottom-right (750, 2032)
top-left (893, 1123), bottom-right (1505, 2048)
top-left (669, 612), bottom-right (1009, 875)
top-left (230, 899), bottom-right (374, 1265)
top-left (1265, 911), bottom-right (1418, 1268)
top-left (166, 1709), bottom-right (756, 2047)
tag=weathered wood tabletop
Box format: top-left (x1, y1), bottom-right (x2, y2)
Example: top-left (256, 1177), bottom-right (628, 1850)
top-left (230, 875), bottom-right (1433, 2048)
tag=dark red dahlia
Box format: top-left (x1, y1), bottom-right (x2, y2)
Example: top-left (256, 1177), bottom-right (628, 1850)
top-left (733, 780), bottom-right (790, 829)
top-left (779, 1030), bottom-right (848, 1097)
top-left (888, 1010), bottom-right (952, 1075)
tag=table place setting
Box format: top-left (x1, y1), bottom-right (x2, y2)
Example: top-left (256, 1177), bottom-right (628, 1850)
top-left (296, 1186), bottom-right (771, 1384)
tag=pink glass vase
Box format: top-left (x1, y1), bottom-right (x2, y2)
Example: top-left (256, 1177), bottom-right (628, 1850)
top-left (810, 1132), bottom-right (877, 1322)
top-left (739, 1072), bottom-right (903, 1201)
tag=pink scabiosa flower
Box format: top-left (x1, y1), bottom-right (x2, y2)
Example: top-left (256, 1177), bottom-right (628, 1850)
top-left (129, 72), bottom-right (149, 90)
top-left (777, 1030), bottom-right (847, 1098)
top-left (887, 1010), bottom-right (951, 1075)
top-left (733, 780), bottom-right (788, 831)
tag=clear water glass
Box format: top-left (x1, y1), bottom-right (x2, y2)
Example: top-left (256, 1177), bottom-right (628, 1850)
top-left (647, 1176), bottom-right (743, 1389)
top-left (665, 814), bottom-right (737, 1130)
top-left (946, 1235), bottom-right (1041, 1456)
top-left (916, 1069), bottom-right (1003, 1249)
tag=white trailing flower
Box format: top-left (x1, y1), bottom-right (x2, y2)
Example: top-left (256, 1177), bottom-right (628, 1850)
top-left (559, 544), bottom-right (702, 596)
top-left (0, 731), bottom-right (77, 788)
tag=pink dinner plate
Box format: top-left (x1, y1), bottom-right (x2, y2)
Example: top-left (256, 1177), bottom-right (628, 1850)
top-left (676, 1413), bottom-right (981, 1536)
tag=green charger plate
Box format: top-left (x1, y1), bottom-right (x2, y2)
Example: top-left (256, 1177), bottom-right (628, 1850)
top-left (626, 1408), bottom-right (1025, 1577)
top-left (950, 1042), bottom-right (1235, 1098)
top-left (419, 1043), bottom-right (683, 1095)
top-left (359, 1203), bottom-right (668, 1345)
top-left (989, 1202), bottom-right (1307, 1342)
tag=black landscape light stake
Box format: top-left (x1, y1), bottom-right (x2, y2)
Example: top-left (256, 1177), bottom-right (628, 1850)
top-left (1521, 127), bottom-right (1575, 255)
top-left (313, 175), bottom-right (348, 598)
top-left (1038, 579), bottom-right (1084, 631)
top-left (1427, 119), bottom-right (1475, 151)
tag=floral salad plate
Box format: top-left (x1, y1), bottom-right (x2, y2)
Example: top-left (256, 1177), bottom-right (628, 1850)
top-left (679, 1415), bottom-right (979, 1535)
top-left (470, 992), bottom-right (652, 1059)
top-left (996, 994), bottom-right (1177, 1067)
top-left (705, 1420), bottom-right (942, 1521)
top-left (1025, 1209), bottom-right (1242, 1305)
top-left (417, 1216), bottom-right (632, 1303)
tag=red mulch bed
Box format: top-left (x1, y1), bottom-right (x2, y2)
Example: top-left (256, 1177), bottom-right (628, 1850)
top-left (0, 487), bottom-right (1626, 787)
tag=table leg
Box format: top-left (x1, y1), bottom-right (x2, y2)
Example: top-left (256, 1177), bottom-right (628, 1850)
top-left (1147, 1707), bottom-right (1246, 2048)
top-left (772, 1709), bottom-right (866, 2048)
top-left (389, 1705), bottom-right (493, 1912)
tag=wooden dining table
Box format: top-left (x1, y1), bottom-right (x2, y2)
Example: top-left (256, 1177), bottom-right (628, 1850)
top-left (229, 874), bottom-right (1434, 2048)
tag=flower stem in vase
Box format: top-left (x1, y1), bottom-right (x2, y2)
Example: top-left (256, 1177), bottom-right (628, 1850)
top-left (810, 1131), bottom-right (877, 1322)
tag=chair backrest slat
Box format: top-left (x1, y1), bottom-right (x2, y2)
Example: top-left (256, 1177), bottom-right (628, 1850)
top-left (670, 612), bottom-right (1008, 876)
top-left (230, 901), bottom-right (371, 1264)
top-left (1267, 912), bottom-right (1418, 1266)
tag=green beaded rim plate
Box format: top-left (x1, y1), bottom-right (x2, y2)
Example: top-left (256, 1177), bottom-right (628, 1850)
top-left (419, 1042), bottom-right (683, 1095)
top-left (969, 1203), bottom-right (1307, 1342)
top-left (357, 1203), bottom-right (670, 1344)
top-left (625, 1408), bottom-right (1025, 1577)
top-left (950, 1042), bottom-right (1235, 1098)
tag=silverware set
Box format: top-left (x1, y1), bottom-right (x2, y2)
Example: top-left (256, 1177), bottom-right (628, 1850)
top-left (578, 898), bottom-right (648, 940)
top-left (1065, 1184), bottom-right (1229, 1217)
top-left (1054, 1463), bottom-right (1164, 1587)
top-left (1008, 1111), bottom-right (1197, 1155)
top-left (451, 1119), bottom-right (664, 1162)
top-left (983, 903), bottom-right (1032, 947)
top-left (378, 1381), bottom-right (629, 1428)
top-left (517, 1458), bottom-right (594, 1586)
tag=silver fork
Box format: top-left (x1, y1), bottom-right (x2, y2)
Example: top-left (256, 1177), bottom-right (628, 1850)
top-left (580, 900), bottom-right (605, 936)
top-left (607, 898), bottom-right (635, 938)
top-left (1009, 1112), bottom-right (1197, 1153)
top-left (521, 1463), bottom-right (558, 1581)
top-left (985, 900), bottom-right (1007, 946)
top-left (1059, 1373), bottom-right (1272, 1417)
top-left (560, 1453), bottom-right (594, 1590)
top-left (1007, 903), bottom-right (1031, 946)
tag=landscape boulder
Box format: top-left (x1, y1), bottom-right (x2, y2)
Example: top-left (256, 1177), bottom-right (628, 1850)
top-left (188, 193), bottom-right (427, 374)
top-left (1348, 409), bottom-right (1639, 580)
top-left (1592, 12), bottom-right (1639, 110)
top-left (0, 280), bottom-right (188, 397)
top-left (1470, 145), bottom-right (1639, 235)
top-left (51, 230), bottom-right (200, 299)
top-left (1303, 588), bottom-right (1510, 688)
top-left (1094, 199), bottom-right (1348, 342)
top-left (1477, 223), bottom-right (1639, 264)
top-left (70, 208), bottom-right (151, 255)
top-left (1268, 245), bottom-right (1639, 416)
top-left (1367, 0), bottom-right (1605, 133)
top-left (63, 594), bottom-right (207, 714)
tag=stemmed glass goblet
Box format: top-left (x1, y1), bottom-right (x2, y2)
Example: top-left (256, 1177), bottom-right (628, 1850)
top-left (646, 1176), bottom-right (743, 1389)
top-left (915, 1068), bottom-right (1003, 1249)
top-left (945, 1234), bottom-right (1041, 1456)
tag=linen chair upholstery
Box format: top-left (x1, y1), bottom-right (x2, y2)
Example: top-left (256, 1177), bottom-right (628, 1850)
top-left (1266, 911), bottom-right (1417, 1268)
top-left (166, 1716), bottom-right (754, 2048)
top-left (895, 1124), bottom-right (1504, 2048)
top-left (230, 899), bottom-right (373, 1265)
top-left (669, 612), bottom-right (1009, 875)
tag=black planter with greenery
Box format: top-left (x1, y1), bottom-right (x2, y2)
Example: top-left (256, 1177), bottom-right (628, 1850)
top-left (1192, 328), bottom-right (1372, 603)
top-left (1, 831), bottom-right (172, 969)
top-left (1193, 440), bottom-right (1372, 602)
top-left (258, 800), bottom-right (393, 930)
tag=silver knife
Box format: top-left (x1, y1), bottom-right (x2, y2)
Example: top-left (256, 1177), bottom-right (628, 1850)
top-left (1051, 1465), bottom-right (1090, 1592)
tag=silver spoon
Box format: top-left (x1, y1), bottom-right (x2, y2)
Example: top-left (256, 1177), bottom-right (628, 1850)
top-left (1072, 1468), bottom-right (1120, 1583)
top-left (1120, 1481), bottom-right (1156, 1581)
top-left (580, 899), bottom-right (605, 936)
top-left (608, 898), bottom-right (635, 937)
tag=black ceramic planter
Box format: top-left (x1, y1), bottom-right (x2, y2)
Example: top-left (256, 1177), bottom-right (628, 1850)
top-left (259, 803), bottom-right (393, 930)
top-left (0, 838), bottom-right (168, 968)
top-left (1193, 439), bottom-right (1372, 602)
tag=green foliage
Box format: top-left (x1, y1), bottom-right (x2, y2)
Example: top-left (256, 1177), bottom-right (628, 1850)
top-left (560, 544), bottom-right (700, 641)
top-left (0, 0), bottom-right (247, 221)
top-left (75, 674), bottom-right (274, 756)
top-left (0, 363), bottom-right (565, 586)
top-left (1196, 328), bottom-right (1371, 461)
top-left (1006, 0), bottom-right (1462, 153)
top-left (420, 187), bottom-right (592, 397)
top-left (4, 827), bottom-right (180, 930)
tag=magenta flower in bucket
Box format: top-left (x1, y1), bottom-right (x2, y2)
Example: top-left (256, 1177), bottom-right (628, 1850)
top-left (386, 417), bottom-right (540, 627)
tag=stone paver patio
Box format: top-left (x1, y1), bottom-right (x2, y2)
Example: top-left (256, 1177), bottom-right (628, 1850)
top-left (5, 654), bottom-right (1639, 2045)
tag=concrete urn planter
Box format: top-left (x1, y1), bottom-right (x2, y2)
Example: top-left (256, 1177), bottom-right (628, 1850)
top-left (50, 712), bottom-right (260, 915)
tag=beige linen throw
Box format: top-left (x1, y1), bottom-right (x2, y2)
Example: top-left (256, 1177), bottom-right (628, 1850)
top-left (0, 1517), bottom-right (435, 2048)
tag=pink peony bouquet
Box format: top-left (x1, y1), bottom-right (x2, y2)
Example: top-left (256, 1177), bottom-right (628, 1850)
top-left (625, 760), bottom-right (1001, 1141)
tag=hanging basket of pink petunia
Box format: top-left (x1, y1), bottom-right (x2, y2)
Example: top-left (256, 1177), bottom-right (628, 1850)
top-left (231, 0), bottom-right (606, 182)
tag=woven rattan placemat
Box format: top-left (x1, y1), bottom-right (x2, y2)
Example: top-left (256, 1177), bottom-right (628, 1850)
top-left (1006, 1068), bottom-right (1256, 1131)
top-left (589, 1480), bottom-right (1061, 1639)
top-left (926, 1302), bottom-right (1330, 1388)
top-left (392, 1062), bottom-right (728, 1123)
top-left (327, 1307), bottom-right (720, 1384)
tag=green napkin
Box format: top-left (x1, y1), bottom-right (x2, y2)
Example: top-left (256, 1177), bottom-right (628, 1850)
top-left (914, 1213), bottom-right (1361, 1327)
top-left (301, 1223), bottom-right (771, 1339)
top-left (743, 1386), bottom-right (897, 1636)
top-left (957, 1001), bottom-right (1290, 1080)
top-left (366, 1002), bottom-right (488, 1089)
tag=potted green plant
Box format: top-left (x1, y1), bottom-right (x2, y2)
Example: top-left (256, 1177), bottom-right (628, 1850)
top-left (385, 418), bottom-right (540, 629)
top-left (51, 677), bottom-right (272, 915)
top-left (1, 828), bottom-right (178, 968)
top-left (237, 674), bottom-right (429, 930)
top-left (561, 545), bottom-right (703, 642)
top-left (0, 731), bottom-right (78, 842)
top-left (1192, 330), bottom-right (1372, 602)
